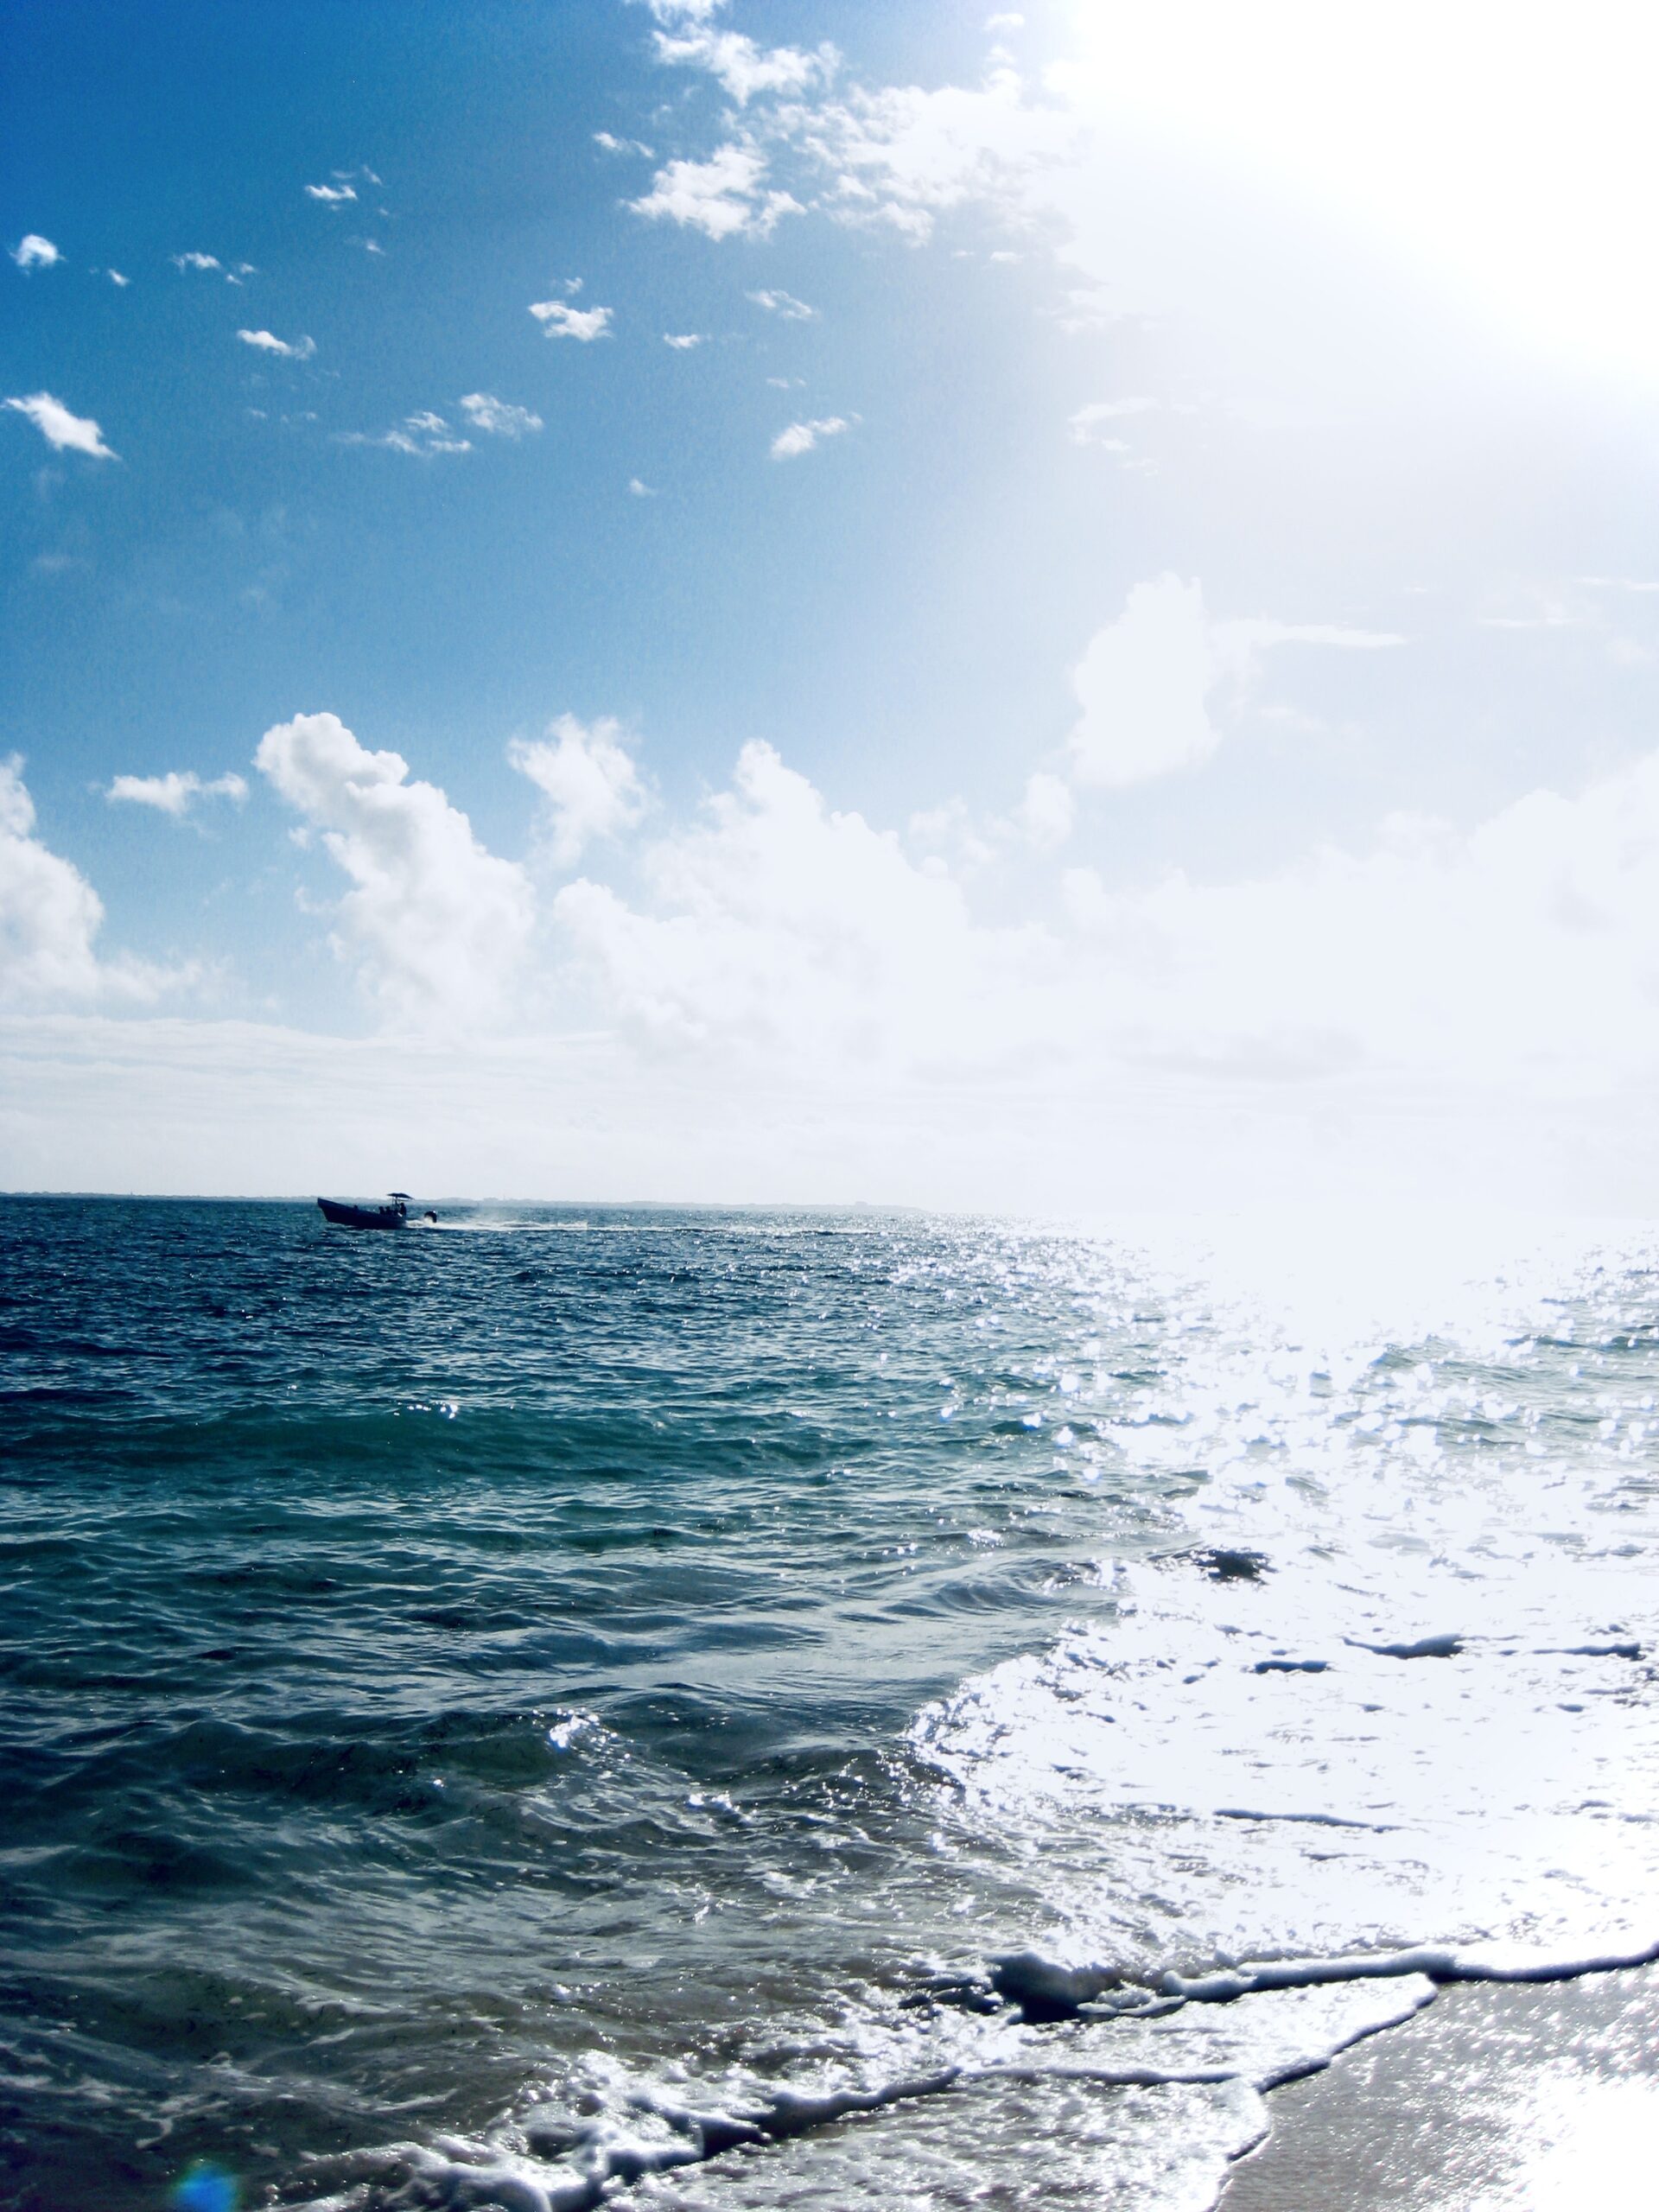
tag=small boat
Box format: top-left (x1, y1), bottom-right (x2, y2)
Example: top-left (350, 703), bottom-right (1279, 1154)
top-left (317, 1192), bottom-right (437, 1230)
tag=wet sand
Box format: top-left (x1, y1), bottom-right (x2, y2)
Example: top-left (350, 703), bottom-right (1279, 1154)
top-left (1223, 1966), bottom-right (1659, 2210)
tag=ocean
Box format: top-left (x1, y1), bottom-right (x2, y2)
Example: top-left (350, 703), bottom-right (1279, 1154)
top-left (4, 1197), bottom-right (1659, 2210)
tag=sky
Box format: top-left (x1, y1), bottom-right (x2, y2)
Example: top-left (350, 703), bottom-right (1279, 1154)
top-left (6, 0), bottom-right (1659, 1211)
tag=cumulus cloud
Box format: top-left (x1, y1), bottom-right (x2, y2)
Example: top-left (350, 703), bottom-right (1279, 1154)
top-left (1068, 575), bottom-right (1403, 790)
top-left (10, 234), bottom-right (59, 271)
top-left (663, 332), bottom-right (704, 349)
top-left (1052, 748), bottom-right (1659, 1091)
top-left (457, 391), bottom-right (543, 437)
top-left (538, 727), bottom-right (1659, 1135)
top-left (627, 145), bottom-right (801, 241)
top-left (106, 771), bottom-right (249, 817)
top-left (305, 181), bottom-right (356, 203)
top-left (747, 288), bottom-right (818, 321)
top-left (255, 713), bottom-right (533, 1028)
top-left (770, 415), bottom-right (848, 459)
top-left (237, 328), bottom-right (316, 359)
top-left (529, 297), bottom-right (613, 340)
top-left (0, 758), bottom-right (181, 1003)
top-left (509, 716), bottom-right (648, 868)
top-left (0, 759), bottom-right (105, 1000)
top-left (3, 392), bottom-right (117, 460)
top-left (1014, 770), bottom-right (1075, 850)
top-left (171, 251), bottom-right (221, 272)
top-left (554, 740), bottom-right (1010, 1061)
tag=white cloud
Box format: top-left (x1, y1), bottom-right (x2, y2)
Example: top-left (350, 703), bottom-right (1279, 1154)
top-left (3, 392), bottom-right (117, 460)
top-left (594, 131), bottom-right (654, 157)
top-left (529, 297), bottom-right (613, 340)
top-left (106, 771), bottom-right (249, 817)
top-left (628, 477), bottom-right (657, 497)
top-left (107, 269), bottom-right (130, 287)
top-left (795, 66), bottom-right (1078, 241)
top-left (171, 251), bottom-right (221, 272)
top-left (663, 332), bottom-right (704, 349)
top-left (1070, 397), bottom-right (1159, 442)
top-left (1069, 576), bottom-right (1217, 789)
top-left (255, 713), bottom-right (533, 1028)
top-left (338, 412), bottom-right (472, 457)
top-left (770, 415), bottom-right (848, 459)
top-left (543, 729), bottom-right (1659, 1128)
top-left (1068, 575), bottom-right (1403, 790)
top-left (653, 24), bottom-right (836, 105)
top-left (236, 328), bottom-right (316, 360)
top-left (554, 740), bottom-right (1006, 1062)
top-left (0, 759), bottom-right (181, 1004)
top-left (457, 391), bottom-right (543, 437)
top-left (747, 287), bottom-right (817, 321)
top-left (305, 182), bottom-right (356, 203)
top-left (986, 12), bottom-right (1025, 29)
top-left (20, 730), bottom-right (1659, 1210)
top-left (509, 715), bottom-right (648, 868)
top-left (1014, 770), bottom-right (1074, 851)
top-left (1, 759), bottom-right (105, 1000)
top-left (10, 234), bottom-right (60, 271)
top-left (627, 144), bottom-right (802, 241)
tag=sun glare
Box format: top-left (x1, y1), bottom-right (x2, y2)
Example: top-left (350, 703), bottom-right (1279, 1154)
top-left (1063, 0), bottom-right (1659, 379)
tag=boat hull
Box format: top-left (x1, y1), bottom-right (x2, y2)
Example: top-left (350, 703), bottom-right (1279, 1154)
top-left (317, 1198), bottom-right (406, 1230)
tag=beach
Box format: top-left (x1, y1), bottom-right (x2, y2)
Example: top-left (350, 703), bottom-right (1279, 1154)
top-left (1226, 1966), bottom-right (1659, 2209)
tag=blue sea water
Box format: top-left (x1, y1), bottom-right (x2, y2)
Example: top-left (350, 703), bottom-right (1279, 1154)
top-left (5, 1198), bottom-right (1659, 2210)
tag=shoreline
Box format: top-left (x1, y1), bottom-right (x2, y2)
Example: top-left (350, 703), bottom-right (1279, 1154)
top-left (1222, 1962), bottom-right (1659, 2209)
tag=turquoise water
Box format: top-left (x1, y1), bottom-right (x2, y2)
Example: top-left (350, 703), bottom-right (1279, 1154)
top-left (6, 1199), bottom-right (1659, 2209)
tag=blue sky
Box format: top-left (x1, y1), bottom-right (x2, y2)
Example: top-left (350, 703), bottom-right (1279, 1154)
top-left (7, 0), bottom-right (1659, 1207)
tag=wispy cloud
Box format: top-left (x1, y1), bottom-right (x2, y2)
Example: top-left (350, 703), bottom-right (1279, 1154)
top-left (529, 297), bottom-right (613, 340)
top-left (237, 328), bottom-right (316, 360)
top-left (628, 477), bottom-right (657, 497)
top-left (171, 251), bottom-right (220, 272)
top-left (10, 234), bottom-right (60, 271)
top-left (305, 181), bottom-right (356, 204)
top-left (338, 410), bottom-right (472, 456)
top-left (594, 131), bottom-right (654, 157)
top-left (747, 288), bottom-right (817, 321)
top-left (3, 392), bottom-right (117, 460)
top-left (457, 391), bottom-right (543, 437)
top-left (105, 770), bottom-right (248, 817)
top-left (628, 144), bottom-right (801, 241)
top-left (106, 269), bottom-right (130, 287)
top-left (770, 415), bottom-right (848, 460)
top-left (1070, 397), bottom-right (1159, 442)
top-left (663, 332), bottom-right (704, 350)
